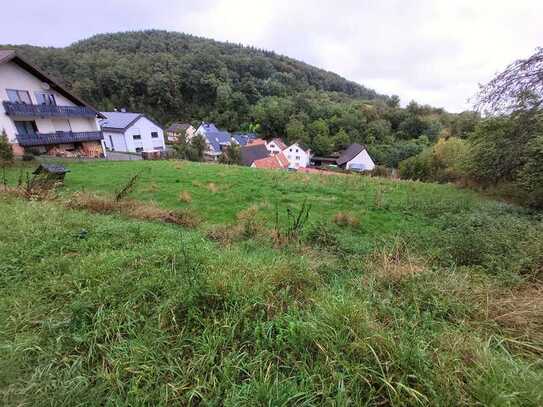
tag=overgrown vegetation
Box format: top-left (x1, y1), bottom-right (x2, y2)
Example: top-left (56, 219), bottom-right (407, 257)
top-left (1, 160), bottom-right (542, 404)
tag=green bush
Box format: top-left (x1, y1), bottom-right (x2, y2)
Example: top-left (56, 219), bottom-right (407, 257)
top-left (399, 137), bottom-right (469, 183)
top-left (0, 129), bottom-right (14, 164)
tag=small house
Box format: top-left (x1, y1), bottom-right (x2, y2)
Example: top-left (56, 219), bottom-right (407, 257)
top-left (336, 143), bottom-right (375, 171)
top-left (232, 133), bottom-right (257, 146)
top-left (240, 143), bottom-right (270, 166)
top-left (283, 142), bottom-right (311, 168)
top-left (100, 111), bottom-right (165, 154)
top-left (252, 152), bottom-right (289, 169)
top-left (266, 138), bottom-right (287, 155)
top-left (166, 122), bottom-right (195, 142)
top-left (195, 123), bottom-right (233, 160)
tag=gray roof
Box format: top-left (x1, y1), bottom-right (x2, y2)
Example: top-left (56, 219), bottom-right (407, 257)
top-left (337, 143), bottom-right (366, 166)
top-left (99, 111), bottom-right (162, 133)
top-left (167, 122), bottom-right (191, 133)
top-left (205, 130), bottom-right (233, 152)
top-left (241, 144), bottom-right (270, 166)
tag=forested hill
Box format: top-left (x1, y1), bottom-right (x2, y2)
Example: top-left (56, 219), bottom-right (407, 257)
top-left (8, 30), bottom-right (384, 124)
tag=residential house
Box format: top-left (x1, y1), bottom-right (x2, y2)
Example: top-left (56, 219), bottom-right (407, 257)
top-left (266, 138), bottom-right (287, 155)
top-left (195, 122), bottom-right (233, 160)
top-left (252, 152), bottom-right (289, 169)
top-left (336, 143), bottom-right (375, 171)
top-left (0, 49), bottom-right (105, 157)
top-left (100, 111), bottom-right (165, 153)
top-left (165, 122), bottom-right (195, 142)
top-left (283, 142), bottom-right (311, 168)
top-left (240, 143), bottom-right (270, 166)
top-left (312, 143), bottom-right (375, 172)
top-left (232, 133), bottom-right (257, 146)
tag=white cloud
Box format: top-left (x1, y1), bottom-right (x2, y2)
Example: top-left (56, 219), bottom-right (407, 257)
top-left (1, 0), bottom-right (542, 112)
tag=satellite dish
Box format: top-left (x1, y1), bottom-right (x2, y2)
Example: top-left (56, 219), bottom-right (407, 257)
top-left (41, 82), bottom-right (50, 90)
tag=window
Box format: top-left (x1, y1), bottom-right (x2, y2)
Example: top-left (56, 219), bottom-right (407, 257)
top-left (7, 89), bottom-right (31, 104)
top-left (35, 92), bottom-right (56, 106)
top-left (295, 148), bottom-right (299, 153)
top-left (296, 156), bottom-right (300, 160)
top-left (289, 148), bottom-right (293, 152)
top-left (151, 131), bottom-right (159, 138)
top-left (133, 135), bottom-right (142, 140)
top-left (14, 121), bottom-right (38, 135)
top-left (135, 147), bottom-right (143, 153)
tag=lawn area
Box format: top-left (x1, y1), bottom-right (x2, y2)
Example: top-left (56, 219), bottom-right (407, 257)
top-left (1, 159), bottom-right (542, 405)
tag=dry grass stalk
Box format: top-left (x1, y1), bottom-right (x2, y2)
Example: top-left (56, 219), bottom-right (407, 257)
top-left (332, 211), bottom-right (360, 227)
top-left (66, 192), bottom-right (201, 228)
top-left (487, 284), bottom-right (543, 346)
top-left (206, 182), bottom-right (219, 193)
top-left (179, 190), bottom-right (192, 203)
top-left (369, 241), bottom-right (426, 284)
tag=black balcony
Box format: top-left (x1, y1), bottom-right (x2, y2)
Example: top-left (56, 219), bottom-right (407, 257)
top-left (16, 131), bottom-right (103, 147)
top-left (3, 101), bottom-right (97, 118)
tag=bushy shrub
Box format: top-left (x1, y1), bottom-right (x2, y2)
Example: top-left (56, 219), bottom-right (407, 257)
top-left (399, 137), bottom-right (469, 183)
top-left (0, 129), bottom-right (14, 164)
top-left (516, 135), bottom-right (543, 208)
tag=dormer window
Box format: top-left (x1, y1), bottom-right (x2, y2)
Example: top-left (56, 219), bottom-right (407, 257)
top-left (35, 92), bottom-right (56, 106)
top-left (7, 89), bottom-right (31, 104)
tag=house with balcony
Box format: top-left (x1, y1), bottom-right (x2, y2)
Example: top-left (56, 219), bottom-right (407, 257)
top-left (99, 111), bottom-right (165, 154)
top-left (0, 49), bottom-right (105, 157)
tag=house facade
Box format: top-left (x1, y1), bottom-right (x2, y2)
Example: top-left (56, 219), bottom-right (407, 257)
top-left (0, 49), bottom-right (104, 157)
top-left (266, 138), bottom-right (287, 155)
top-left (195, 123), bottom-right (233, 160)
top-left (100, 111), bottom-right (165, 153)
top-left (166, 122), bottom-right (195, 142)
top-left (283, 142), bottom-right (311, 168)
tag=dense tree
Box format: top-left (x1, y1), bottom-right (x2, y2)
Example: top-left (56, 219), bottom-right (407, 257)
top-left (285, 117), bottom-right (308, 144)
top-left (219, 144), bottom-right (242, 165)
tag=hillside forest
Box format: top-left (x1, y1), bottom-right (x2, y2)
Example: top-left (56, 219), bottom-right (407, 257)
top-left (4, 31), bottom-right (542, 207)
top-left (8, 30), bottom-right (477, 167)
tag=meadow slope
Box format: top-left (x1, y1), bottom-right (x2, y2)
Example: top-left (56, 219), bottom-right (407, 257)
top-left (1, 160), bottom-right (542, 405)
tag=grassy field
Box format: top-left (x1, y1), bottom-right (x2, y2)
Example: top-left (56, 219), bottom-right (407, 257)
top-left (1, 159), bottom-right (543, 405)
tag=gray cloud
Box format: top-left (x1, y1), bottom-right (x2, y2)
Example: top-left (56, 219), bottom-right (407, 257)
top-left (1, 0), bottom-right (541, 111)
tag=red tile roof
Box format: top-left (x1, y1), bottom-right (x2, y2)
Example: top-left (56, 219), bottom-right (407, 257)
top-left (253, 152), bottom-right (289, 169)
top-left (248, 138), bottom-right (267, 145)
top-left (270, 138), bottom-right (287, 150)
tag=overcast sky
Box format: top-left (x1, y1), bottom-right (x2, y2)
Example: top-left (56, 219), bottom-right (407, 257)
top-left (2, 1), bottom-right (541, 112)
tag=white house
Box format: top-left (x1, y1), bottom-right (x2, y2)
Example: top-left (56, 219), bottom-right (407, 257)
top-left (283, 142), bottom-right (311, 168)
top-left (266, 138), bottom-right (287, 155)
top-left (100, 111), bottom-right (165, 153)
top-left (0, 49), bottom-right (105, 157)
top-left (336, 143), bottom-right (375, 171)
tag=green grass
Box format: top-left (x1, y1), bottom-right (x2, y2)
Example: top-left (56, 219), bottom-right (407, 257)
top-left (1, 160), bottom-right (542, 405)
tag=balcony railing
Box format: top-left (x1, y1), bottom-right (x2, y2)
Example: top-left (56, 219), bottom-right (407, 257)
top-left (3, 101), bottom-right (97, 118)
top-left (16, 131), bottom-right (103, 147)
